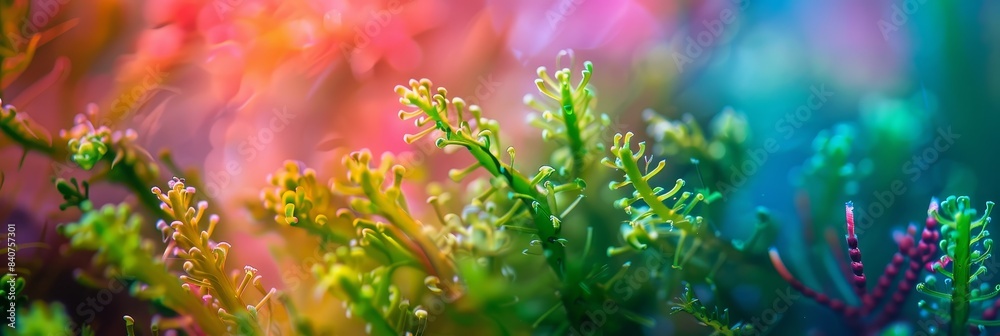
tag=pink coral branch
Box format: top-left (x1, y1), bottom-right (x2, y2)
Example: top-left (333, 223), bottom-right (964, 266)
top-left (845, 202), bottom-right (868, 299)
top-left (872, 200), bottom-right (941, 328)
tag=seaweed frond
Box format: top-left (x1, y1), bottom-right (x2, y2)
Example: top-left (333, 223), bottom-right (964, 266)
top-left (670, 283), bottom-right (752, 336)
top-left (55, 177), bottom-right (90, 210)
top-left (395, 78), bottom-right (582, 278)
top-left (603, 132), bottom-right (705, 234)
top-left (395, 75), bottom-right (598, 328)
top-left (525, 50), bottom-right (609, 177)
top-left (312, 247), bottom-right (409, 335)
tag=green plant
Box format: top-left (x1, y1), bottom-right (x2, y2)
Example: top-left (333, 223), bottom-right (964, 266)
top-left (918, 196), bottom-right (999, 335)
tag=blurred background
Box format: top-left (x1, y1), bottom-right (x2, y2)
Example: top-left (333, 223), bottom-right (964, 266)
top-left (2, 0), bottom-right (999, 334)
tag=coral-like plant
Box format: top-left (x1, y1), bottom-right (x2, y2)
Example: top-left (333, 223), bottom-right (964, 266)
top-left (12, 47), bottom-right (994, 336)
top-left (642, 107), bottom-right (749, 198)
top-left (770, 198), bottom-right (945, 333)
top-left (59, 178), bottom-right (283, 335)
top-left (602, 132), bottom-right (706, 265)
top-left (60, 201), bottom-right (230, 334)
top-left (395, 76), bottom-right (600, 325)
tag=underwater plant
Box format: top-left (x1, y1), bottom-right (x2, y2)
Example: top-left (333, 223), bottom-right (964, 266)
top-left (3, 44), bottom-right (998, 336)
top-left (769, 195), bottom-right (1000, 335)
top-left (58, 177), bottom-right (285, 334)
top-left (917, 196), bottom-right (999, 335)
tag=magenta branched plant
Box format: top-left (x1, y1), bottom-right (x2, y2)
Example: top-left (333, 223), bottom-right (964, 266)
top-left (770, 199), bottom-right (941, 333)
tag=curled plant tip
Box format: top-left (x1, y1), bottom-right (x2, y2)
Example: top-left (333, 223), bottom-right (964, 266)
top-left (58, 106), bottom-right (157, 177)
top-left (844, 202), bottom-right (868, 298)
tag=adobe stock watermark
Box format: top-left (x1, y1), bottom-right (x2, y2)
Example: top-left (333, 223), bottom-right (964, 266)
top-left (562, 250), bottom-right (799, 335)
top-left (852, 126), bottom-right (959, 237)
top-left (213, 0), bottom-right (245, 18)
top-left (467, 74), bottom-right (501, 106)
top-left (715, 84), bottom-right (834, 199)
top-left (877, 0), bottom-right (930, 41)
top-left (339, 1), bottom-right (407, 60)
top-left (562, 251), bottom-right (666, 336)
top-left (742, 287), bottom-right (800, 335)
top-left (672, 0), bottom-right (752, 73)
top-left (5, 0), bottom-right (73, 52)
top-left (63, 275), bottom-right (130, 336)
top-left (546, 0), bottom-right (587, 29)
top-left (97, 65), bottom-right (181, 128)
top-left (204, 107), bottom-right (296, 198)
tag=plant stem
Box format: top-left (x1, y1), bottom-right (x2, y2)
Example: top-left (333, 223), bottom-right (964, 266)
top-left (950, 210), bottom-right (972, 336)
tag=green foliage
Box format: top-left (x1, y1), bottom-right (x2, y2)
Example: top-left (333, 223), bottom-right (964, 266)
top-left (59, 201), bottom-right (229, 334)
top-left (58, 108), bottom-right (158, 179)
top-left (261, 160), bottom-right (352, 244)
top-left (918, 196), bottom-right (999, 335)
top-left (670, 283), bottom-right (753, 336)
top-left (151, 178), bottom-right (280, 335)
top-left (602, 132), bottom-right (709, 270)
top-left (13, 302), bottom-right (72, 336)
top-left (525, 51), bottom-right (609, 177)
top-left (396, 78), bottom-right (580, 273)
top-left (643, 107), bottom-right (748, 199)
